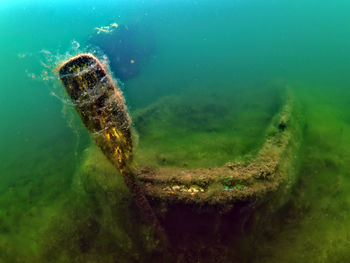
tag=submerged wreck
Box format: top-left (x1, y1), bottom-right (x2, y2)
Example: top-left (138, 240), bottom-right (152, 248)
top-left (59, 53), bottom-right (300, 259)
top-left (138, 96), bottom-right (295, 208)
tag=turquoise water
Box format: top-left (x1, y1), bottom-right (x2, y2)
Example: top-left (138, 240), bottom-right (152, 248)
top-left (1, 0), bottom-right (350, 262)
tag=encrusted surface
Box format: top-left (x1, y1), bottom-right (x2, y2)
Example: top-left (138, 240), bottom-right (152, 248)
top-left (59, 53), bottom-right (132, 172)
top-left (137, 95), bottom-right (295, 207)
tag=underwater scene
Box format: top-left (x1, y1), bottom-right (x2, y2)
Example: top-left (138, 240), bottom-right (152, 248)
top-left (1, 0), bottom-right (350, 262)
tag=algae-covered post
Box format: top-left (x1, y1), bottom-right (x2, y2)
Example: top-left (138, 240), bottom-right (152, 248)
top-left (58, 53), bottom-right (169, 249)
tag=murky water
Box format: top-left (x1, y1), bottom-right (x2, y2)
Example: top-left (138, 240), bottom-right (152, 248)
top-left (1, 0), bottom-right (350, 262)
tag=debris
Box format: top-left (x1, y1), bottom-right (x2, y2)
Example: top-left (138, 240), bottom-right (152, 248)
top-left (94, 22), bottom-right (119, 34)
top-left (162, 185), bottom-right (205, 194)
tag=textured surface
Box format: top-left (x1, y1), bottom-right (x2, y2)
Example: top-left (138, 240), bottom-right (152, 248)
top-left (59, 53), bottom-right (132, 173)
top-left (137, 94), bottom-right (298, 209)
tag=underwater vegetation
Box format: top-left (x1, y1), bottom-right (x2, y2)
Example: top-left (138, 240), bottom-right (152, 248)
top-left (2, 0), bottom-right (350, 262)
top-left (39, 145), bottom-right (162, 263)
top-left (0, 67), bottom-right (349, 263)
top-left (132, 82), bottom-right (285, 169)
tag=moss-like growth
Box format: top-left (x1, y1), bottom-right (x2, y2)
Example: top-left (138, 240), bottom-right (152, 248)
top-left (39, 145), bottom-right (163, 263)
top-left (132, 83), bottom-right (284, 169)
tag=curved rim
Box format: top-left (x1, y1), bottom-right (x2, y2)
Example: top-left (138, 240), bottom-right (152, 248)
top-left (136, 93), bottom-right (295, 206)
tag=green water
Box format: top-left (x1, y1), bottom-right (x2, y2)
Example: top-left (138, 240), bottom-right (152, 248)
top-left (1, 0), bottom-right (350, 262)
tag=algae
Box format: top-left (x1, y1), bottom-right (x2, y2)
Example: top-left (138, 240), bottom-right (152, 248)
top-left (38, 144), bottom-right (164, 263)
top-left (132, 82), bottom-right (284, 169)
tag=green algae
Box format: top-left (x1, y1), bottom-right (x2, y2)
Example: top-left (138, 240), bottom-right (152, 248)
top-left (233, 183), bottom-right (247, 190)
top-left (37, 144), bottom-right (167, 263)
top-left (1, 1), bottom-right (350, 262)
top-left (132, 83), bottom-right (284, 169)
top-left (242, 84), bottom-right (350, 263)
